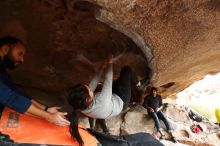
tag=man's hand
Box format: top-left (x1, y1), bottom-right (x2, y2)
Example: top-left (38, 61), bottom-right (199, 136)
top-left (48, 112), bottom-right (70, 126)
top-left (47, 106), bottom-right (62, 114)
top-left (27, 104), bottom-right (70, 126)
top-left (156, 107), bottom-right (162, 112)
top-left (148, 107), bottom-right (154, 112)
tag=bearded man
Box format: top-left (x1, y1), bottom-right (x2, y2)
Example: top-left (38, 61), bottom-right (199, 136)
top-left (0, 36), bottom-right (70, 126)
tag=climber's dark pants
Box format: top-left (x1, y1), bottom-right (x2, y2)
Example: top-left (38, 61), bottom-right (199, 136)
top-left (113, 66), bottom-right (138, 109)
top-left (89, 118), bottom-right (109, 134)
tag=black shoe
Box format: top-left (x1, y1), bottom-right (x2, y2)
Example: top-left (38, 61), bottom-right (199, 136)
top-left (159, 135), bottom-right (165, 140)
top-left (171, 136), bottom-right (177, 143)
top-left (104, 131), bottom-right (110, 135)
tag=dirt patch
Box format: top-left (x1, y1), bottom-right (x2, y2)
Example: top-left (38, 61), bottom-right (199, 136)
top-left (178, 130), bottom-right (190, 138)
top-left (216, 132), bottom-right (220, 139)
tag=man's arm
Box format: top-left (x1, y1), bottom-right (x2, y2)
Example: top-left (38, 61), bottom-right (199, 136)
top-left (156, 106), bottom-right (163, 112)
top-left (0, 71), bottom-right (31, 99)
top-left (143, 96), bottom-right (154, 112)
top-left (31, 99), bottom-right (62, 114)
top-left (0, 81), bottom-right (32, 113)
top-left (156, 95), bottom-right (163, 112)
top-left (0, 71), bottom-right (56, 112)
top-left (26, 104), bottom-right (70, 126)
top-left (143, 97), bottom-right (148, 108)
top-left (31, 99), bottom-right (46, 110)
top-left (0, 81), bottom-right (69, 126)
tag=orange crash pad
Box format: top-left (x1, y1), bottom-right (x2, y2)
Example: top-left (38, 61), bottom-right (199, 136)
top-left (0, 108), bottom-right (99, 146)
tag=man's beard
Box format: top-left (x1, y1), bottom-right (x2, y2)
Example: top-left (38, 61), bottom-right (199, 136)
top-left (1, 54), bottom-right (21, 70)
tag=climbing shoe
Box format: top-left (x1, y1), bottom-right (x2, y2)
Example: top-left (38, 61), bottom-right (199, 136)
top-left (171, 136), bottom-right (177, 143)
top-left (159, 135), bottom-right (165, 140)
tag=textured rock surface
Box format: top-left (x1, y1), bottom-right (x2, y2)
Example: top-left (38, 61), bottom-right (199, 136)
top-left (0, 0), bottom-right (150, 95)
top-left (90, 0), bottom-right (220, 97)
top-left (0, 0), bottom-right (220, 98)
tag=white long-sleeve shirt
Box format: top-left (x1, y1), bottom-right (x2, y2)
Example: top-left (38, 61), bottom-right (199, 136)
top-left (81, 64), bottom-right (124, 119)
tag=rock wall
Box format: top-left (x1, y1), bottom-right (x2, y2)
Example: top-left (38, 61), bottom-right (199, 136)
top-left (0, 0), bottom-right (220, 98)
top-left (89, 0), bottom-right (220, 96)
top-left (0, 0), bottom-right (150, 96)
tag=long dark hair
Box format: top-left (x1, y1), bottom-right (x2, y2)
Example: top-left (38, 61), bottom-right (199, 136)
top-left (67, 84), bottom-right (89, 146)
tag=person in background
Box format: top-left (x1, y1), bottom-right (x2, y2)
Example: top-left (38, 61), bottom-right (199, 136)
top-left (143, 87), bottom-right (177, 143)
